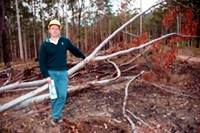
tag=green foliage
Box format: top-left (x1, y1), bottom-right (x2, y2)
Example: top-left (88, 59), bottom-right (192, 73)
top-left (178, 42), bottom-right (188, 48)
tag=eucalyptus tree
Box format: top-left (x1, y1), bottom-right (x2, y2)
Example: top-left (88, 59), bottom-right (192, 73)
top-left (40, 0), bottom-right (46, 41)
top-left (176, 0), bottom-right (200, 47)
top-left (4, 0), bottom-right (18, 62)
top-left (164, 0), bottom-right (200, 47)
top-left (0, 0), bottom-right (11, 67)
top-left (143, 7), bottom-right (166, 39)
top-left (94, 0), bottom-right (113, 49)
top-left (15, 0), bottom-right (24, 62)
top-left (117, 0), bottom-right (138, 47)
top-left (67, 0), bottom-right (86, 48)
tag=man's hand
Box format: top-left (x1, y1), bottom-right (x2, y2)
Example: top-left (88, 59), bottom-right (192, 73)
top-left (46, 77), bottom-right (52, 84)
top-left (84, 57), bottom-right (90, 63)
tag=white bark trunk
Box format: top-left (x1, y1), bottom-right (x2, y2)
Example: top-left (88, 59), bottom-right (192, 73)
top-left (0, 79), bottom-right (46, 93)
top-left (15, 0), bottom-right (24, 61)
top-left (0, 84), bottom-right (48, 113)
top-left (12, 94), bottom-right (50, 110)
top-left (40, 0), bottom-right (46, 41)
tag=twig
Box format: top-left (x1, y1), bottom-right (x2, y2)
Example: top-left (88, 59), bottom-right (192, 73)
top-left (88, 59), bottom-right (121, 85)
top-left (126, 109), bottom-right (156, 132)
top-left (121, 65), bottom-right (137, 73)
top-left (138, 79), bottom-right (199, 99)
top-left (2, 73), bottom-right (11, 86)
top-left (120, 46), bottom-right (151, 67)
top-left (174, 54), bottom-right (196, 74)
top-left (121, 31), bottom-right (139, 38)
top-left (122, 71), bottom-right (144, 133)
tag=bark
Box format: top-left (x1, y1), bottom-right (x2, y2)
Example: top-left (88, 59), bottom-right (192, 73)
top-left (65, 0), bottom-right (69, 38)
top-left (84, 24), bottom-right (87, 51)
top-left (196, 18), bottom-right (200, 48)
top-left (40, 0), bottom-right (46, 41)
top-left (32, 0), bottom-right (37, 58)
top-left (12, 94), bottom-right (50, 111)
top-left (15, 0), bottom-right (24, 62)
top-left (122, 71), bottom-right (144, 133)
top-left (0, 80), bottom-right (46, 93)
top-left (2, 22), bottom-right (11, 67)
top-left (13, 40), bottom-right (17, 62)
top-left (23, 32), bottom-right (28, 61)
top-left (0, 0), bottom-right (11, 68)
top-left (77, 0), bottom-right (83, 47)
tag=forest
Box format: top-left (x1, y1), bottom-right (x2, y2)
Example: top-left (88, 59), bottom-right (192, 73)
top-left (0, 0), bottom-right (200, 133)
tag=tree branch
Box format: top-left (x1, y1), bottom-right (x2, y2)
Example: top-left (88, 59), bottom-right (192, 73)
top-left (122, 71), bottom-right (144, 133)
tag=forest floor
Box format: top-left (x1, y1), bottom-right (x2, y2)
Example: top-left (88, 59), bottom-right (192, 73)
top-left (0, 47), bottom-right (200, 133)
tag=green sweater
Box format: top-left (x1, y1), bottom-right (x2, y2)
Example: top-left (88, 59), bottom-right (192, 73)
top-left (39, 36), bottom-right (86, 78)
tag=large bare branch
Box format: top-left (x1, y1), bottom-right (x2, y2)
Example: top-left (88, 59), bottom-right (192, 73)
top-left (0, 84), bottom-right (48, 113)
top-left (122, 71), bottom-right (144, 132)
top-left (93, 33), bottom-right (200, 61)
top-left (0, 79), bottom-right (46, 93)
top-left (12, 94), bottom-right (50, 110)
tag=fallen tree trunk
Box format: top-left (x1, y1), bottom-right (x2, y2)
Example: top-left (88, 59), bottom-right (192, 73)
top-left (1, 60), bottom-right (120, 112)
top-left (12, 94), bottom-right (50, 110)
top-left (0, 84), bottom-right (48, 113)
top-left (0, 79), bottom-right (46, 93)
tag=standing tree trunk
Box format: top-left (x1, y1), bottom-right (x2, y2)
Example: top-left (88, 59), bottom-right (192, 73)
top-left (65, 0), bottom-right (70, 58)
top-left (0, 0), bottom-right (11, 67)
top-left (84, 22), bottom-right (87, 52)
top-left (13, 40), bottom-right (17, 62)
top-left (77, 0), bottom-right (83, 48)
top-left (23, 32), bottom-right (28, 60)
top-left (140, 0), bottom-right (142, 35)
top-left (196, 17), bottom-right (200, 48)
top-left (40, 0), bottom-right (46, 41)
top-left (32, 0), bottom-right (37, 59)
top-left (65, 0), bottom-right (69, 38)
top-left (15, 0), bottom-right (24, 62)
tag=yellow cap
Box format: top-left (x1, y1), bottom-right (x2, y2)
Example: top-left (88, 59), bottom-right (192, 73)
top-left (48, 19), bottom-right (62, 30)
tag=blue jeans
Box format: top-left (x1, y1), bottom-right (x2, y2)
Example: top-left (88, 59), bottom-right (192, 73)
top-left (48, 70), bottom-right (68, 119)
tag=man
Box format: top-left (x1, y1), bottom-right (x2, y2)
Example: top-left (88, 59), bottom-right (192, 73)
top-left (39, 19), bottom-right (89, 126)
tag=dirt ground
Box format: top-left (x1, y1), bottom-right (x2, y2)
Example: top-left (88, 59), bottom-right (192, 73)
top-left (0, 47), bottom-right (200, 133)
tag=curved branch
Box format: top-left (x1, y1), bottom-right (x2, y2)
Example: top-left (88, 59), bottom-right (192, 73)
top-left (126, 109), bottom-right (155, 131)
top-left (120, 46), bottom-right (151, 66)
top-left (122, 71), bottom-right (145, 132)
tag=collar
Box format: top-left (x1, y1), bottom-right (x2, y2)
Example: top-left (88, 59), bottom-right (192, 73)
top-left (45, 36), bottom-right (61, 45)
